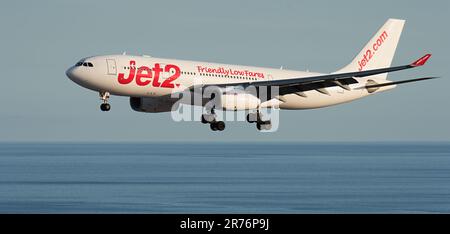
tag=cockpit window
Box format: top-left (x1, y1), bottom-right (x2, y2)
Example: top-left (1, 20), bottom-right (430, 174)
top-left (80, 62), bottom-right (94, 67)
top-left (75, 60), bottom-right (93, 67)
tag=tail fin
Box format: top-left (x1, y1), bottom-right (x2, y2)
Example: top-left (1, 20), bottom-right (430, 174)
top-left (336, 19), bottom-right (405, 80)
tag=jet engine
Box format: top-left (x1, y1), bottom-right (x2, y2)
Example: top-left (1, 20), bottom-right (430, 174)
top-left (130, 96), bottom-right (179, 113)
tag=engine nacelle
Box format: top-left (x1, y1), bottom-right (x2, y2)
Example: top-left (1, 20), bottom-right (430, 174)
top-left (130, 97), bottom-right (179, 113)
top-left (218, 93), bottom-right (260, 111)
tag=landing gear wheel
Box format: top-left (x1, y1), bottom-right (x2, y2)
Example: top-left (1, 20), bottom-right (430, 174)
top-left (100, 103), bottom-right (111, 111)
top-left (247, 113), bottom-right (258, 123)
top-left (256, 121), bottom-right (271, 131)
top-left (262, 122), bottom-right (272, 131)
top-left (210, 121), bottom-right (225, 131)
top-left (210, 122), bottom-right (218, 131)
top-left (216, 121), bottom-right (225, 131)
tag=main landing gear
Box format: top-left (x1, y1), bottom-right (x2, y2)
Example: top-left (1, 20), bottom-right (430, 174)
top-left (201, 110), bottom-right (272, 132)
top-left (247, 111), bottom-right (272, 131)
top-left (201, 109), bottom-right (225, 131)
top-left (99, 91), bottom-right (111, 111)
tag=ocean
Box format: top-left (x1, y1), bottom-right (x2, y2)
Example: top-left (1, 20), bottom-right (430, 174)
top-left (0, 142), bottom-right (449, 213)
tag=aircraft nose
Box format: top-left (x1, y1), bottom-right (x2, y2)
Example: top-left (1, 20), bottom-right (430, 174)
top-left (65, 67), bottom-right (74, 80)
top-left (66, 66), bottom-right (81, 82)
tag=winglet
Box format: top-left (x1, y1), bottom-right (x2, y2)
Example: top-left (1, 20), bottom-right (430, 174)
top-left (411, 54), bottom-right (432, 67)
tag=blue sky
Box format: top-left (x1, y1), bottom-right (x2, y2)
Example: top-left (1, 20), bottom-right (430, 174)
top-left (0, 0), bottom-right (448, 142)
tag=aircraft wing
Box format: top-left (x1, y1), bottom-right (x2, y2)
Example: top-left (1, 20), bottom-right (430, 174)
top-left (191, 54), bottom-right (432, 95)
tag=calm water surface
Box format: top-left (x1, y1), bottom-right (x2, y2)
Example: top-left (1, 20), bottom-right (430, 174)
top-left (0, 142), bottom-right (449, 213)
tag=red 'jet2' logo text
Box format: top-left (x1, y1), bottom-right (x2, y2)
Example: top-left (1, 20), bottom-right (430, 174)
top-left (117, 60), bottom-right (181, 88)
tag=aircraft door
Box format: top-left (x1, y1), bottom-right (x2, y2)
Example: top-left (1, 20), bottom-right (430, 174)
top-left (106, 59), bottom-right (117, 75)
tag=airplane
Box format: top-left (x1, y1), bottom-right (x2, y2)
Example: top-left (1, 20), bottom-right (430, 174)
top-left (66, 18), bottom-right (436, 131)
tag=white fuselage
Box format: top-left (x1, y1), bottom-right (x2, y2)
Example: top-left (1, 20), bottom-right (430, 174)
top-left (66, 54), bottom-right (391, 110)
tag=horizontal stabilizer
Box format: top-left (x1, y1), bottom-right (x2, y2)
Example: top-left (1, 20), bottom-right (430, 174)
top-left (362, 76), bottom-right (439, 89)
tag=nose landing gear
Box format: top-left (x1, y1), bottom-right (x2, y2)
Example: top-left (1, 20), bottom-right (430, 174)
top-left (99, 92), bottom-right (111, 111)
